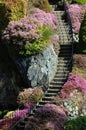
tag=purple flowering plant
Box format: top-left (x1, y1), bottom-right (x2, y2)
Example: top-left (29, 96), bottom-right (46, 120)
top-left (25, 104), bottom-right (68, 130)
top-left (65, 4), bottom-right (86, 33)
top-left (2, 8), bottom-right (58, 56)
top-left (61, 73), bottom-right (86, 98)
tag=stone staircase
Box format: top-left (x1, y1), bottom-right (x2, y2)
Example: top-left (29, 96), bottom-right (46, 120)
top-left (10, 6), bottom-right (73, 130)
top-left (32, 10), bottom-right (73, 112)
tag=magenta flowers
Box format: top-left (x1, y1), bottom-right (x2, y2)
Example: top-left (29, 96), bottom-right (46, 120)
top-left (65, 4), bottom-right (86, 33)
top-left (61, 73), bottom-right (86, 98)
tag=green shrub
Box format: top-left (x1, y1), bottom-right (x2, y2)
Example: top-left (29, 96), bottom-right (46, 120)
top-left (64, 116), bottom-right (86, 130)
top-left (19, 26), bottom-right (53, 55)
top-left (67, 0), bottom-right (86, 4)
top-left (72, 0), bottom-right (86, 4)
top-left (0, 0), bottom-right (26, 35)
top-left (28, 0), bottom-right (51, 12)
top-left (77, 13), bottom-right (86, 53)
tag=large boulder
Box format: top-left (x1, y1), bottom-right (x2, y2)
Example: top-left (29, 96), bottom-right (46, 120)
top-left (15, 44), bottom-right (58, 87)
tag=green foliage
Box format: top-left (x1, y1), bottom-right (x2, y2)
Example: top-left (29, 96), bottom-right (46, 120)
top-left (0, 0), bottom-right (26, 35)
top-left (28, 0), bottom-right (51, 12)
top-left (65, 116), bottom-right (86, 130)
top-left (67, 0), bottom-right (86, 4)
top-left (72, 0), bottom-right (86, 4)
top-left (19, 26), bottom-right (53, 55)
top-left (77, 13), bottom-right (86, 53)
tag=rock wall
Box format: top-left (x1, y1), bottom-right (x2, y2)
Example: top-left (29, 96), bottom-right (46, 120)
top-left (15, 45), bottom-right (58, 87)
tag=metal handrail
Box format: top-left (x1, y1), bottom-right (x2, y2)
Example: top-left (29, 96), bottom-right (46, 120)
top-left (63, 0), bottom-right (74, 68)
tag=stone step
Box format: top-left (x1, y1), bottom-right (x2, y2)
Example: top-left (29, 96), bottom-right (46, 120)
top-left (56, 68), bottom-right (71, 72)
top-left (58, 59), bottom-right (70, 63)
top-left (59, 50), bottom-right (72, 53)
top-left (59, 51), bottom-right (72, 54)
top-left (54, 74), bottom-right (69, 78)
top-left (53, 78), bottom-right (67, 82)
top-left (58, 63), bottom-right (70, 66)
top-left (48, 84), bottom-right (62, 88)
top-left (38, 100), bottom-right (51, 105)
top-left (35, 104), bottom-right (44, 109)
top-left (50, 80), bottom-right (65, 85)
top-left (47, 88), bottom-right (60, 93)
top-left (58, 56), bottom-right (71, 59)
top-left (61, 44), bottom-right (72, 47)
top-left (42, 96), bottom-right (53, 101)
top-left (59, 54), bottom-right (72, 57)
top-left (60, 47), bottom-right (72, 50)
top-left (45, 92), bottom-right (57, 96)
top-left (56, 70), bottom-right (70, 74)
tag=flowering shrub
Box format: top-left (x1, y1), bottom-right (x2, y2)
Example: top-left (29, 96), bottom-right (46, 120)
top-left (17, 87), bottom-right (44, 105)
top-left (72, 54), bottom-right (86, 79)
top-left (2, 8), bottom-right (58, 55)
top-left (27, 8), bottom-right (58, 30)
top-left (52, 90), bottom-right (86, 118)
top-left (65, 4), bottom-right (86, 33)
top-left (0, 0), bottom-right (27, 35)
top-left (61, 73), bottom-right (86, 98)
top-left (0, 103), bottom-right (33, 130)
top-left (25, 104), bottom-right (68, 130)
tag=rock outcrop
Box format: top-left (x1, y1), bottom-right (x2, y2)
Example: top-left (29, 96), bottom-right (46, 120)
top-left (15, 44), bottom-right (58, 87)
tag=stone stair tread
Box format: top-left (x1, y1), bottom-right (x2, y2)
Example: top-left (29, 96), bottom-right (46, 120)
top-left (45, 92), bottom-right (57, 96)
top-left (48, 84), bottom-right (62, 87)
top-left (47, 88), bottom-right (60, 92)
top-left (39, 100), bottom-right (51, 104)
top-left (52, 79), bottom-right (67, 83)
top-left (42, 97), bottom-right (53, 101)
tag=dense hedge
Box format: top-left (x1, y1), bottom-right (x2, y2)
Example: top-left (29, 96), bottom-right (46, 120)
top-left (77, 13), bottom-right (86, 53)
top-left (0, 0), bottom-right (26, 35)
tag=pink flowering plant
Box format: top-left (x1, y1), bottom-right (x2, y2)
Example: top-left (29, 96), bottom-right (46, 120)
top-left (61, 73), bottom-right (86, 98)
top-left (0, 103), bottom-right (33, 130)
top-left (65, 4), bottom-right (86, 34)
top-left (25, 104), bottom-right (68, 130)
top-left (2, 8), bottom-right (58, 56)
